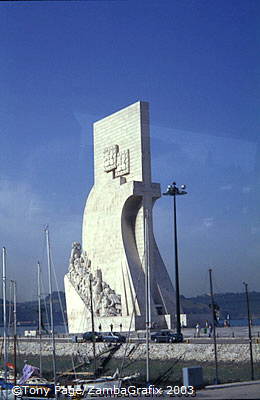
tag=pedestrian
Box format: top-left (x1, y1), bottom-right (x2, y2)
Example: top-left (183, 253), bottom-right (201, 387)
top-left (110, 323), bottom-right (113, 332)
top-left (98, 323), bottom-right (102, 333)
top-left (208, 323), bottom-right (213, 338)
top-left (195, 322), bottom-right (200, 338)
top-left (226, 313), bottom-right (230, 327)
top-left (119, 323), bottom-right (122, 333)
top-left (204, 320), bottom-right (208, 334)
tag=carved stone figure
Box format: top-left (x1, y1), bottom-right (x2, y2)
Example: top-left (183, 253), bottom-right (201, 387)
top-left (67, 243), bottom-right (122, 317)
top-left (70, 242), bottom-right (81, 263)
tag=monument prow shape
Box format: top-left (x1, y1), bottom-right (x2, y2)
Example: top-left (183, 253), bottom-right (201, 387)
top-left (65, 101), bottom-right (178, 332)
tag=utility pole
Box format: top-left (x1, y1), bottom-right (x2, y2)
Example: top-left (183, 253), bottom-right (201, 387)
top-left (243, 282), bottom-right (254, 380)
top-left (209, 268), bottom-right (219, 384)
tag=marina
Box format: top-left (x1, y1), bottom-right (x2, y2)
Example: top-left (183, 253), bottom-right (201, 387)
top-left (1, 8), bottom-right (259, 396)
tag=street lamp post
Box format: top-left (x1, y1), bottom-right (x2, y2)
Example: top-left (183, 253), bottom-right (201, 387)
top-left (163, 182), bottom-right (187, 337)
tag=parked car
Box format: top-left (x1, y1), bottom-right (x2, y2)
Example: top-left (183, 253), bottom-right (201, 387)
top-left (150, 331), bottom-right (183, 343)
top-left (82, 331), bottom-right (103, 342)
top-left (102, 332), bottom-right (126, 343)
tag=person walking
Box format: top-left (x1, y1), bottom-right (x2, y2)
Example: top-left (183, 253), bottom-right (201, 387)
top-left (195, 322), bottom-right (200, 338)
top-left (226, 313), bottom-right (230, 327)
top-left (110, 323), bottom-right (113, 332)
top-left (208, 323), bottom-right (213, 338)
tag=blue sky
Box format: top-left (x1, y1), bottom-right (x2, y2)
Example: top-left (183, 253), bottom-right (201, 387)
top-left (1, 0), bottom-right (259, 301)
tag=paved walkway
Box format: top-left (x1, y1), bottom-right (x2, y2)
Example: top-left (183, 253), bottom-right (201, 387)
top-left (131, 325), bottom-right (260, 339)
top-left (181, 326), bottom-right (260, 338)
top-left (196, 380), bottom-right (260, 399)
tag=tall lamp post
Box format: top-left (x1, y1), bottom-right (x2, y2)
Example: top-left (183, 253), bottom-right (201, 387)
top-left (163, 182), bottom-right (187, 337)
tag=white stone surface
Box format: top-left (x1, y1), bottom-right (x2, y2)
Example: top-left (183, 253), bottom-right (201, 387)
top-left (8, 341), bottom-right (260, 363)
top-left (65, 101), bottom-right (179, 333)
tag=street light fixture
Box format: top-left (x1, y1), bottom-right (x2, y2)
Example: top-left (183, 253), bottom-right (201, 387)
top-left (163, 182), bottom-right (187, 337)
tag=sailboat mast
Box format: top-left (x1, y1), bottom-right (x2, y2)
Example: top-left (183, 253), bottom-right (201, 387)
top-left (2, 247), bottom-right (8, 399)
top-left (11, 280), bottom-right (17, 386)
top-left (209, 268), bottom-right (219, 384)
top-left (45, 227), bottom-right (57, 392)
top-left (89, 275), bottom-right (96, 377)
top-left (37, 261), bottom-right (42, 376)
top-left (144, 209), bottom-right (151, 384)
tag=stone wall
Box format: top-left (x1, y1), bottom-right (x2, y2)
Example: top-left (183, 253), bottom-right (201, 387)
top-left (7, 340), bottom-right (260, 363)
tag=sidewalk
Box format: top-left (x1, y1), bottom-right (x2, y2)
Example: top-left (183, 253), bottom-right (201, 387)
top-left (182, 326), bottom-right (260, 338)
top-left (196, 380), bottom-right (260, 399)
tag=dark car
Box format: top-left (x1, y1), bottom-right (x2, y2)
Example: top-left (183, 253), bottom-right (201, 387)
top-left (150, 331), bottom-right (183, 343)
top-left (82, 331), bottom-right (103, 342)
top-left (102, 332), bottom-right (126, 343)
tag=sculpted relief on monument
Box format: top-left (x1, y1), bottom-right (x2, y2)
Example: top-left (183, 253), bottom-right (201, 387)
top-left (67, 242), bottom-right (122, 317)
top-left (103, 144), bottom-right (130, 178)
top-left (103, 145), bottom-right (118, 172)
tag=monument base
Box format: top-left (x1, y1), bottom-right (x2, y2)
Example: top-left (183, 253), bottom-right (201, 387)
top-left (65, 275), bottom-right (175, 333)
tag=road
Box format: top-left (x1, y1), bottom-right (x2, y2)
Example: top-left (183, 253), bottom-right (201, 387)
top-left (4, 325), bottom-right (260, 345)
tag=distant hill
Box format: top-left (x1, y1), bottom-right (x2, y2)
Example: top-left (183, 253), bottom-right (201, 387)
top-left (0, 291), bottom-right (67, 327)
top-left (184, 292), bottom-right (260, 319)
top-left (1, 291), bottom-right (259, 326)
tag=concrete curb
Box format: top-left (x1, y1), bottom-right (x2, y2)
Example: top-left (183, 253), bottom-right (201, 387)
top-left (205, 380), bottom-right (260, 390)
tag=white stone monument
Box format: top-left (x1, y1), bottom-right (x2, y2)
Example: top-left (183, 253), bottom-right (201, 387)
top-left (64, 101), bottom-right (178, 332)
